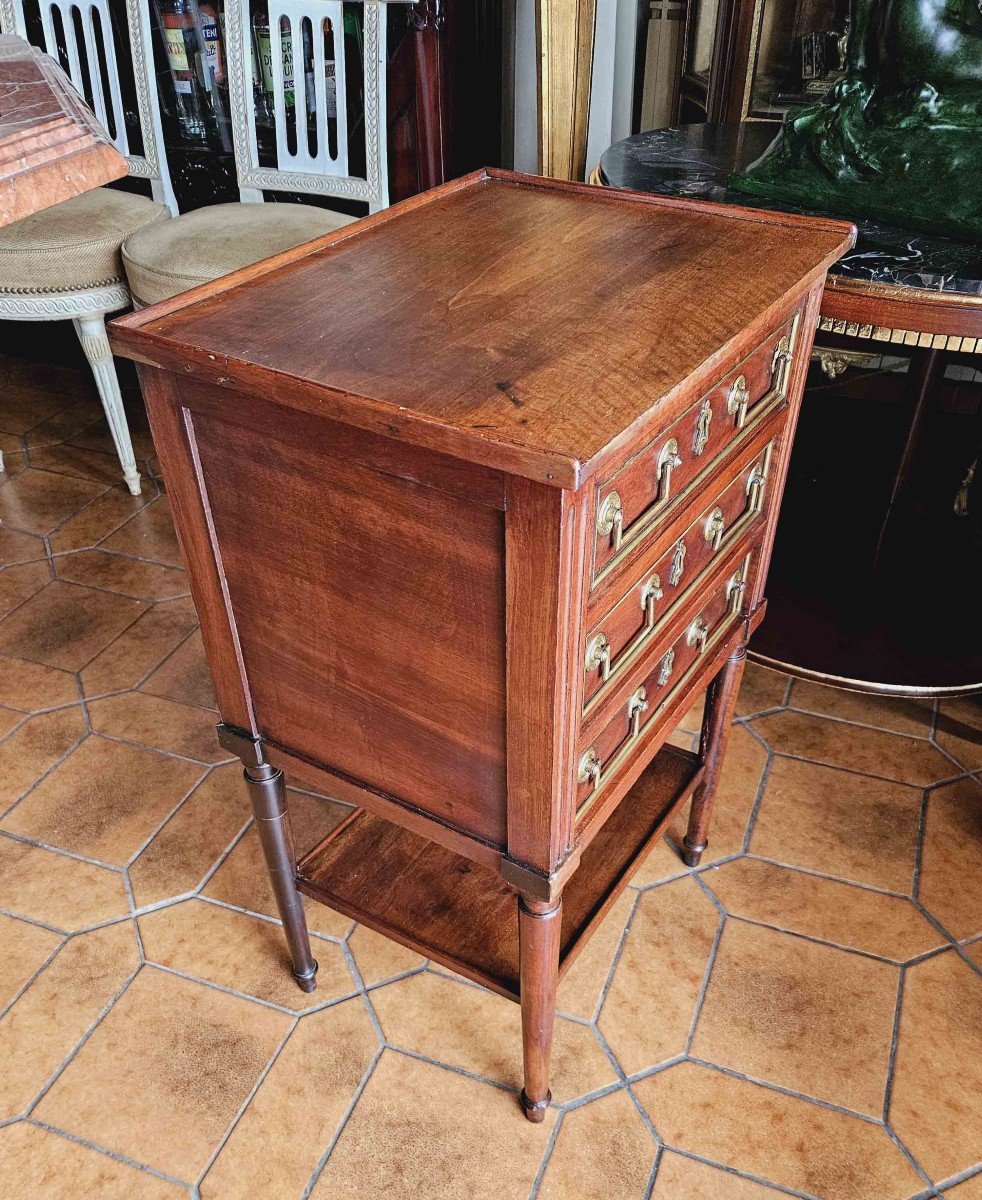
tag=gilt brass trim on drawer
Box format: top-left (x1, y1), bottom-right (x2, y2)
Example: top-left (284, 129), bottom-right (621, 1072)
top-left (583, 443), bottom-right (772, 718)
top-left (576, 555), bottom-right (751, 820)
top-left (591, 314), bottom-right (799, 588)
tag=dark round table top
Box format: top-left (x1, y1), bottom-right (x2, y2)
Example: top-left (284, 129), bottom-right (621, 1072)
top-left (599, 123), bottom-right (982, 299)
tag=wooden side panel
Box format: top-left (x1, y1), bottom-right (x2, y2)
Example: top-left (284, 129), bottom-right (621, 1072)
top-left (505, 478), bottom-right (591, 876)
top-left (188, 408), bottom-right (509, 847)
top-left (137, 368), bottom-right (257, 734)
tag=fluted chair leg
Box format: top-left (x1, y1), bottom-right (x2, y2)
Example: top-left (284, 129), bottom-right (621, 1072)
top-left (73, 313), bottom-right (141, 496)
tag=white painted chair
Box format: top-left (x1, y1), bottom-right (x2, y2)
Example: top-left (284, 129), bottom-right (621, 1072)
top-left (120, 0), bottom-right (391, 310)
top-left (0, 0), bottom-right (176, 494)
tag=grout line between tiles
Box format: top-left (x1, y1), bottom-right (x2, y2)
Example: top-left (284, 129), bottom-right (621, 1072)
top-left (194, 1014), bottom-right (300, 1188)
top-left (683, 908), bottom-right (726, 1055)
top-left (23, 961), bottom-right (143, 1119)
top-left (299, 1045), bottom-right (384, 1200)
top-left (526, 1107), bottom-right (566, 1199)
top-left (26, 1117), bottom-right (193, 1192)
top-left (0, 827), bottom-right (125, 872)
top-left (0, 929), bottom-right (67, 1021)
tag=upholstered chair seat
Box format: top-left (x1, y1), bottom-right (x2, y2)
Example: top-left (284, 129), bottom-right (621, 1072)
top-left (121, 201), bottom-right (356, 307)
top-left (0, 187), bottom-right (170, 493)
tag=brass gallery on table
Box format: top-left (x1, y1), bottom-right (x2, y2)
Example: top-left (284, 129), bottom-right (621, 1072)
top-left (108, 169), bottom-right (854, 1120)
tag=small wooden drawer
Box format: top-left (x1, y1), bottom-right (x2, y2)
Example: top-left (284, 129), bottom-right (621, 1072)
top-left (582, 440), bottom-right (772, 715)
top-left (591, 312), bottom-right (799, 587)
top-left (575, 551), bottom-right (753, 822)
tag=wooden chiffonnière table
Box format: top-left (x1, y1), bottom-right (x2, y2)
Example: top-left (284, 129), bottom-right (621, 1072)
top-left (109, 170), bottom-right (853, 1120)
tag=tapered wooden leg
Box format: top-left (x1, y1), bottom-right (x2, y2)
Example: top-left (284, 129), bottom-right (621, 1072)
top-left (518, 894), bottom-right (562, 1122)
top-left (244, 762), bottom-right (318, 992)
top-left (682, 644), bottom-right (748, 867)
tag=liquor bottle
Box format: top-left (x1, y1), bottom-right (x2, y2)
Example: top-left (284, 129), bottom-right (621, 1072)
top-left (159, 0), bottom-right (213, 143)
top-left (198, 1), bottom-right (224, 87)
top-left (253, 4), bottom-right (296, 109)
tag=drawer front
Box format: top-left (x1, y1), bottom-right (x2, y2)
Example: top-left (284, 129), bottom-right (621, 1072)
top-left (591, 311), bottom-right (798, 587)
top-left (575, 552), bottom-right (753, 822)
top-left (582, 440), bottom-right (772, 715)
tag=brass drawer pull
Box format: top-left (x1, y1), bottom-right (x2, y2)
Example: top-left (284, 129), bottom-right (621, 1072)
top-left (584, 633), bottom-right (612, 682)
top-left (726, 567), bottom-right (746, 615)
top-left (669, 538), bottom-right (686, 586)
top-left (704, 506), bottom-right (726, 551)
top-left (596, 491), bottom-right (624, 552)
top-left (657, 438), bottom-right (683, 500)
top-left (746, 459), bottom-right (767, 512)
top-left (772, 336), bottom-right (794, 389)
top-left (584, 574), bottom-right (664, 692)
top-left (727, 375), bottom-right (751, 429)
top-left (596, 439), bottom-right (683, 554)
top-left (578, 686), bottom-right (649, 800)
top-left (686, 615), bottom-right (710, 655)
top-left (693, 397), bottom-right (713, 456)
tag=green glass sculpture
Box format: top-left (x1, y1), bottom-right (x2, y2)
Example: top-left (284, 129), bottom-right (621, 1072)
top-left (730, 0), bottom-right (982, 240)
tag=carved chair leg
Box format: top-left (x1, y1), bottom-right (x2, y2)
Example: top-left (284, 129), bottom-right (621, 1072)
top-left (244, 762), bottom-right (318, 992)
top-left (73, 313), bottom-right (141, 496)
top-left (518, 894), bottom-right (562, 1123)
top-left (682, 643), bottom-right (748, 867)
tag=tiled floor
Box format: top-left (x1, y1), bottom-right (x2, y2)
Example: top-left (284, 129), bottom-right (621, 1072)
top-left (1, 353), bottom-right (981, 1200)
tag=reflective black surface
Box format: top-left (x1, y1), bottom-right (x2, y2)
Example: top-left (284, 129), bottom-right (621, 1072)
top-left (599, 123), bottom-right (982, 297)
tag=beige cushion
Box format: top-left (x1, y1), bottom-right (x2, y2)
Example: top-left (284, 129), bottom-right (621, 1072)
top-left (0, 188), bottom-right (169, 294)
top-left (122, 201), bottom-right (356, 307)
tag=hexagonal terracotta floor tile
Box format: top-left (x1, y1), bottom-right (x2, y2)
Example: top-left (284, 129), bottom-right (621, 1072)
top-left (1, 735), bottom-right (205, 866)
top-left (748, 756), bottom-right (923, 892)
top-left (704, 858), bottom-right (943, 962)
top-left (34, 966), bottom-right (291, 1181)
top-left (0, 835), bottom-right (129, 931)
top-left (889, 950), bottom-right (982, 1183)
top-left (0, 707), bottom-right (86, 813)
top-left (127, 762), bottom-right (251, 909)
top-left (0, 1122), bottom-right (186, 1199)
top-left (0, 921), bottom-right (139, 1121)
top-left (307, 1050), bottom-right (554, 1200)
top-left (200, 996), bottom-right (379, 1200)
top-left (598, 876), bottom-right (719, 1075)
top-left (690, 919), bottom-right (898, 1115)
top-left (138, 898), bottom-right (356, 1011)
top-left (0, 913), bottom-right (61, 1010)
top-left (918, 777), bottom-right (982, 940)
top-left (750, 710), bottom-right (955, 786)
top-left (0, 580), bottom-right (147, 670)
top-left (0, 469), bottom-right (107, 535)
top-left (634, 1061), bottom-right (923, 1200)
top-left (537, 1089), bottom-right (656, 1199)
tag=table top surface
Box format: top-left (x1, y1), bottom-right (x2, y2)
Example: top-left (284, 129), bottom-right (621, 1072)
top-left (110, 170), bottom-right (852, 487)
top-left (0, 35), bottom-right (127, 226)
top-left (599, 123), bottom-right (982, 301)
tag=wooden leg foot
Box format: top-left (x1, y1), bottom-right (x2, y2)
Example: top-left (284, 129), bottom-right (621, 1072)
top-left (519, 894), bottom-right (561, 1122)
top-left (681, 837), bottom-right (706, 868)
top-left (244, 762), bottom-right (318, 991)
top-left (520, 1087), bottom-right (552, 1122)
top-left (683, 644), bottom-right (748, 868)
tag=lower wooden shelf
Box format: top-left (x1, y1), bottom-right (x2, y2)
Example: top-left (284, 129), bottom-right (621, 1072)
top-left (297, 743), bottom-right (700, 1000)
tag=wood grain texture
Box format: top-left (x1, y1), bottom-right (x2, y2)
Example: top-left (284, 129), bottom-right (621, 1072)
top-left (110, 172), bottom-right (854, 488)
top-left (190, 407), bottom-right (509, 846)
top-left (0, 35), bottom-right (126, 226)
